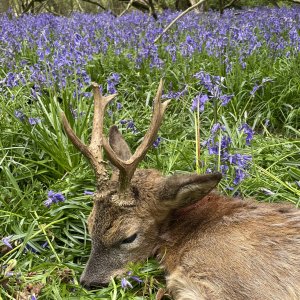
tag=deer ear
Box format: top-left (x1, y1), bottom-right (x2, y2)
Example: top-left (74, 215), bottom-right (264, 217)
top-left (109, 125), bottom-right (132, 160)
top-left (158, 173), bottom-right (222, 210)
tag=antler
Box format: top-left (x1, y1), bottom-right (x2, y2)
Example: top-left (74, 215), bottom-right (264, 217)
top-left (62, 79), bottom-right (170, 192)
top-left (102, 79), bottom-right (171, 191)
top-left (61, 83), bottom-right (117, 188)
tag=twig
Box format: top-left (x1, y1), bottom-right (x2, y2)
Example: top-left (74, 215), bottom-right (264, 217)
top-left (80, 0), bottom-right (117, 16)
top-left (119, 0), bottom-right (134, 17)
top-left (224, 0), bottom-right (238, 9)
top-left (154, 0), bottom-right (207, 43)
top-left (80, 0), bottom-right (106, 10)
top-left (76, 0), bottom-right (84, 11)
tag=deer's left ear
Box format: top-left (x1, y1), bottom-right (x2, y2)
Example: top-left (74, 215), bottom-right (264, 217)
top-left (108, 125), bottom-right (132, 181)
top-left (109, 125), bottom-right (132, 160)
top-left (157, 173), bottom-right (222, 210)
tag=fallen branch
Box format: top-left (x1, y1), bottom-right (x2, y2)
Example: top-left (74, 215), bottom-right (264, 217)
top-left (154, 0), bottom-right (207, 43)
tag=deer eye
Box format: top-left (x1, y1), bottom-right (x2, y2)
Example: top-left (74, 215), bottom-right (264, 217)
top-left (121, 233), bottom-right (137, 244)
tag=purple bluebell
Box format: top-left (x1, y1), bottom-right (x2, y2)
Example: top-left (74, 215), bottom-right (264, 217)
top-left (264, 119), bottom-right (270, 127)
top-left (219, 94), bottom-right (233, 106)
top-left (233, 168), bottom-right (247, 185)
top-left (228, 154), bottom-right (252, 169)
top-left (250, 84), bottom-right (260, 96)
top-left (14, 110), bottom-right (26, 121)
top-left (44, 190), bottom-right (65, 207)
top-left (130, 275), bottom-right (143, 283)
top-left (153, 137), bottom-right (162, 148)
top-left (107, 73), bottom-right (120, 94)
top-left (239, 123), bottom-right (254, 145)
top-left (120, 119), bottom-right (138, 134)
top-left (261, 188), bottom-right (275, 196)
top-left (84, 190), bottom-right (94, 195)
top-left (121, 277), bottom-right (133, 289)
top-left (190, 94), bottom-right (209, 112)
top-left (2, 236), bottom-right (13, 249)
top-left (211, 123), bottom-right (226, 134)
top-left (42, 241), bottom-right (49, 248)
top-left (116, 102), bottom-right (122, 110)
top-left (28, 117), bottom-right (41, 125)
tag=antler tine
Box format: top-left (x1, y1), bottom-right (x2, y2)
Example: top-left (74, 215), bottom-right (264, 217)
top-left (62, 82), bottom-right (117, 186)
top-left (90, 82), bottom-right (117, 162)
top-left (102, 79), bottom-right (171, 191)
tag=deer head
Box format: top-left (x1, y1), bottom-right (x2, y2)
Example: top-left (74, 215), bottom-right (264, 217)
top-left (62, 79), bottom-right (221, 289)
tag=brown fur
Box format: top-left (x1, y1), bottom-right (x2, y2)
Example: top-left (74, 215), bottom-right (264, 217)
top-left (159, 194), bottom-right (300, 299)
top-left (80, 167), bottom-right (300, 299)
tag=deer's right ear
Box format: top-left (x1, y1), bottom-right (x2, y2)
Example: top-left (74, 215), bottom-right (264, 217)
top-left (108, 125), bottom-right (132, 160)
top-left (157, 173), bottom-right (222, 211)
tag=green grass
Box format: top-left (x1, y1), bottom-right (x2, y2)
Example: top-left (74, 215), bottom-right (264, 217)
top-left (1, 12), bottom-right (300, 300)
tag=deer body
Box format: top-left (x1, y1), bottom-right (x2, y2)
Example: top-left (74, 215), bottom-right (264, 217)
top-left (158, 193), bottom-right (300, 300)
top-left (62, 80), bottom-right (300, 299)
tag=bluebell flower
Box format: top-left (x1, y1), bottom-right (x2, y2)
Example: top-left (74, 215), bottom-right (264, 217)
top-left (41, 241), bottom-right (49, 248)
top-left (233, 168), bottom-right (247, 185)
top-left (130, 275), bottom-right (143, 283)
top-left (250, 84), bottom-right (260, 96)
top-left (120, 119), bottom-right (138, 134)
top-left (14, 110), bottom-right (26, 121)
top-left (107, 73), bottom-right (120, 94)
top-left (28, 117), bottom-right (41, 125)
top-left (220, 164), bottom-right (229, 175)
top-left (190, 94), bottom-right (209, 112)
top-left (264, 119), bottom-right (270, 127)
top-left (239, 123), bottom-right (254, 145)
top-left (162, 85), bottom-right (187, 100)
top-left (2, 236), bottom-right (13, 249)
top-left (261, 188), bottom-right (275, 196)
top-left (116, 102), bottom-right (122, 110)
top-left (211, 123), bottom-right (225, 134)
top-left (219, 94), bottom-right (233, 106)
top-left (44, 190), bottom-right (65, 207)
top-left (84, 190), bottom-right (94, 195)
top-left (153, 137), bottom-right (162, 148)
top-left (228, 154), bottom-right (252, 169)
top-left (121, 277), bottom-right (133, 289)
top-left (221, 136), bottom-right (231, 149)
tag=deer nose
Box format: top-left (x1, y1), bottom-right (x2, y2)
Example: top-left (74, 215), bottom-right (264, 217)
top-left (80, 277), bottom-right (108, 290)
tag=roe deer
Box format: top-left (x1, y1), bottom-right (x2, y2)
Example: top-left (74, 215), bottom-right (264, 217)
top-left (62, 80), bottom-right (300, 300)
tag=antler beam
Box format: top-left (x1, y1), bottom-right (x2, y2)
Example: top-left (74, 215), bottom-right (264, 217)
top-left (62, 79), bottom-right (170, 192)
top-left (61, 83), bottom-right (117, 187)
